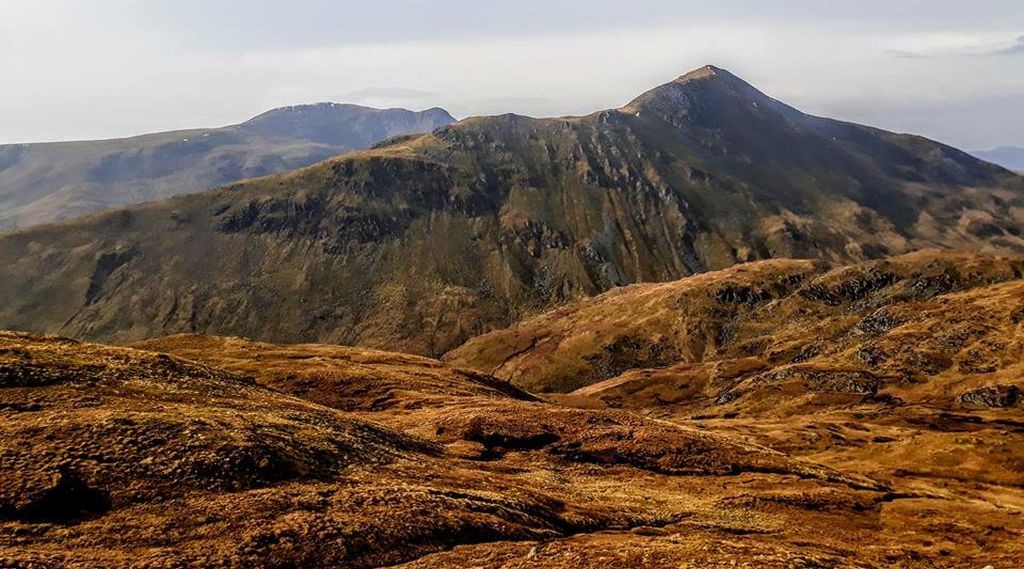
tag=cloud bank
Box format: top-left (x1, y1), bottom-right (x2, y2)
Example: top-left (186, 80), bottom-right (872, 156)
top-left (0, 1), bottom-right (1021, 149)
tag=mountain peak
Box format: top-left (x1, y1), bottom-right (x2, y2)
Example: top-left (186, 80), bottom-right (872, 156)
top-left (673, 64), bottom-right (728, 84)
top-left (620, 65), bottom-right (799, 124)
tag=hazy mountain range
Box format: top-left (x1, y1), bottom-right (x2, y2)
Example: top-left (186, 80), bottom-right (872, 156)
top-left (1, 66), bottom-right (1020, 356)
top-left (973, 145), bottom-right (1024, 172)
top-left (0, 104), bottom-right (454, 229)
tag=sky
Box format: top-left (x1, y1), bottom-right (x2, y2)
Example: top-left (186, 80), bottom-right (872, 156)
top-left (1, 0), bottom-right (1022, 150)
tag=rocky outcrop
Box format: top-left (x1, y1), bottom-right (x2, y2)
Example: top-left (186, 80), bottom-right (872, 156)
top-left (959, 385), bottom-right (1021, 408)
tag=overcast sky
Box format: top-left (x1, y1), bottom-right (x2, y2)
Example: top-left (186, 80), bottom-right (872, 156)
top-left (2, 0), bottom-right (1022, 149)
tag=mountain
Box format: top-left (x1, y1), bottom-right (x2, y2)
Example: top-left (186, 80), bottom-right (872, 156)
top-left (974, 145), bottom-right (1024, 172)
top-left (0, 66), bottom-right (1022, 355)
top-left (0, 104), bottom-right (455, 229)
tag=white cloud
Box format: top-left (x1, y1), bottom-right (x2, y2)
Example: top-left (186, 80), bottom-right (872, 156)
top-left (885, 32), bottom-right (1024, 58)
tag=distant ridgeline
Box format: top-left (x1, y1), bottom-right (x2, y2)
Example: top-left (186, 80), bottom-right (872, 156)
top-left (0, 104), bottom-right (455, 229)
top-left (972, 146), bottom-right (1024, 173)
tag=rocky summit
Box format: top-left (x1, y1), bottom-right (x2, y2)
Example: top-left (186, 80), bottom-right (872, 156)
top-left (0, 66), bottom-right (1021, 356)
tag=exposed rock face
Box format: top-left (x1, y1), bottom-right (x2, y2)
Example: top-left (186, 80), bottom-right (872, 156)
top-left (959, 384), bottom-right (1021, 408)
top-left (0, 104), bottom-right (455, 229)
top-left (0, 67), bottom-right (1022, 355)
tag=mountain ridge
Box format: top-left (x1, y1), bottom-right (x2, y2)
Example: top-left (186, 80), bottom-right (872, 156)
top-left (0, 104), bottom-right (455, 229)
top-left (0, 66), bottom-right (1021, 355)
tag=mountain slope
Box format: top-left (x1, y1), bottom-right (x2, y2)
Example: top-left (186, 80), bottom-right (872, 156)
top-left (5, 330), bottom-right (1024, 567)
top-left (447, 250), bottom-right (1024, 396)
top-left (0, 104), bottom-right (455, 229)
top-left (444, 250), bottom-right (1024, 567)
top-left (0, 66), bottom-right (1022, 355)
top-left (974, 145), bottom-right (1024, 172)
top-left (2, 331), bottom-right (899, 568)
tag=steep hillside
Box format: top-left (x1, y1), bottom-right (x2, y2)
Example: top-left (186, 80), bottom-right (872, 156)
top-left (447, 250), bottom-right (1024, 406)
top-left (1, 66), bottom-right (1021, 355)
top-left (0, 104), bottom-right (454, 229)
